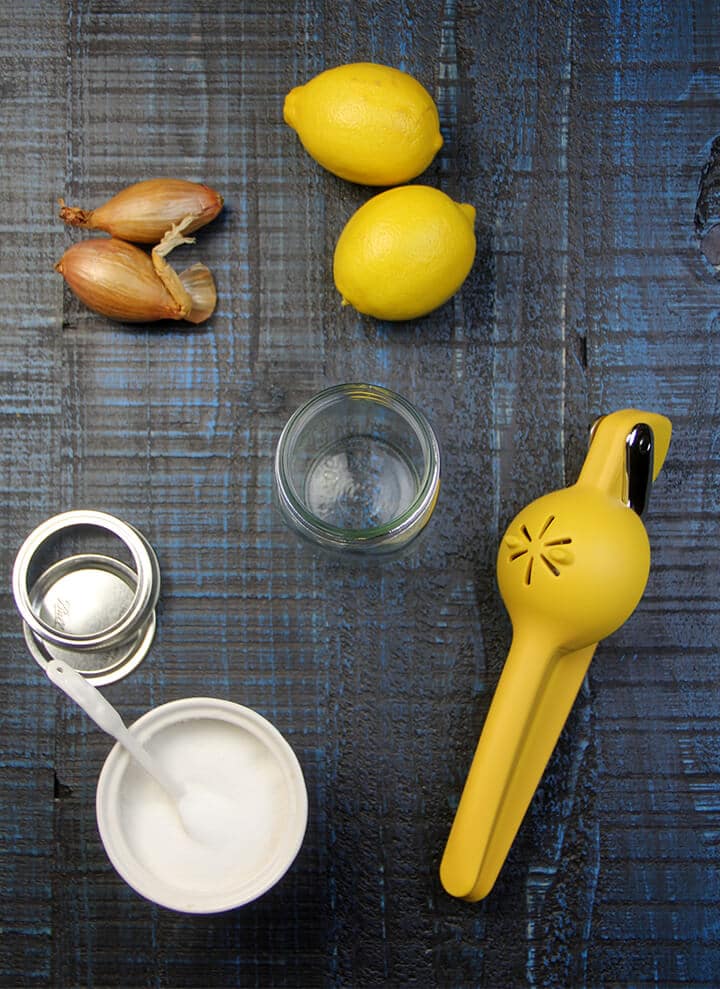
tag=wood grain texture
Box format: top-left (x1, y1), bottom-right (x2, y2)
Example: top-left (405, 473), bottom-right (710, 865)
top-left (1, 0), bottom-right (718, 986)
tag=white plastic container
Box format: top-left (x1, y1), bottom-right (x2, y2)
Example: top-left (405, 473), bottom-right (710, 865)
top-left (95, 697), bottom-right (308, 913)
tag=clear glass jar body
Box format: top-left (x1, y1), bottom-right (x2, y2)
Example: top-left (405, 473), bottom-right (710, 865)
top-left (274, 383), bottom-right (440, 558)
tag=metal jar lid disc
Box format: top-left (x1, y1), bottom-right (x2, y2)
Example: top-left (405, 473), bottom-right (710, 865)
top-left (22, 554), bottom-right (156, 686)
top-left (12, 510), bottom-right (161, 684)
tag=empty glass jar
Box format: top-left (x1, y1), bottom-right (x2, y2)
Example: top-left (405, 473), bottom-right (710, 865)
top-left (274, 383), bottom-right (440, 558)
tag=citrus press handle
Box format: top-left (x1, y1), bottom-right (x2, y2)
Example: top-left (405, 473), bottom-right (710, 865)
top-left (440, 627), bottom-right (585, 900)
top-left (440, 637), bottom-right (597, 901)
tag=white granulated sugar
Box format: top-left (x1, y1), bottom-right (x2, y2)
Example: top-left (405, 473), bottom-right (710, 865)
top-left (116, 718), bottom-right (289, 893)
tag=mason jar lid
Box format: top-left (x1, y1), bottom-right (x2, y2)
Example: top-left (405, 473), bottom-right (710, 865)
top-left (12, 510), bottom-right (160, 684)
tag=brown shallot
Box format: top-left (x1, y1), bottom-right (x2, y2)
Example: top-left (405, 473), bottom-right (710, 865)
top-left (55, 216), bottom-right (216, 324)
top-left (59, 178), bottom-right (223, 244)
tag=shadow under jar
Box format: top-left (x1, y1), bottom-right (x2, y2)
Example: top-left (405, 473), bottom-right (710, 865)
top-left (274, 383), bottom-right (440, 559)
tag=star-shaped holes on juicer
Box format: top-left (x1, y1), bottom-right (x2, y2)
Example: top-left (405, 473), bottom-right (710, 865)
top-left (504, 515), bottom-right (574, 586)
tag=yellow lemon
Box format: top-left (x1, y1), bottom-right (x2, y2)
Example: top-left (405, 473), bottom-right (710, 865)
top-left (283, 63), bottom-right (443, 186)
top-left (333, 185), bottom-right (476, 321)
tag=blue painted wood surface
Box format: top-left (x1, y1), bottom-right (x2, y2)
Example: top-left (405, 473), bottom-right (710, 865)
top-left (1, 1), bottom-right (718, 986)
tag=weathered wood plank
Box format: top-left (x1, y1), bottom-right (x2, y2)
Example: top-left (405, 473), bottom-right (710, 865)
top-left (0, 3), bottom-right (68, 985)
top-left (1, 0), bottom-right (719, 986)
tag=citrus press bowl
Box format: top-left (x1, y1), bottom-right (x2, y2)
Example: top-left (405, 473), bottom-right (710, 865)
top-left (440, 409), bottom-right (672, 901)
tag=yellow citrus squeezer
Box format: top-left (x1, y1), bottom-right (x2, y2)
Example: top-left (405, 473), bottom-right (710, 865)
top-left (440, 409), bottom-right (672, 901)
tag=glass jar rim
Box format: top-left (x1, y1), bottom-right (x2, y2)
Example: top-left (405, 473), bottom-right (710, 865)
top-left (274, 383), bottom-right (441, 549)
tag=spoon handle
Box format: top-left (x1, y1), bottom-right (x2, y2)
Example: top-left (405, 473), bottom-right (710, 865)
top-left (44, 659), bottom-right (184, 800)
top-left (46, 659), bottom-right (130, 738)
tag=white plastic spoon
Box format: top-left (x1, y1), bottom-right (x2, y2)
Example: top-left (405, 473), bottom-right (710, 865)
top-left (45, 659), bottom-right (237, 846)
